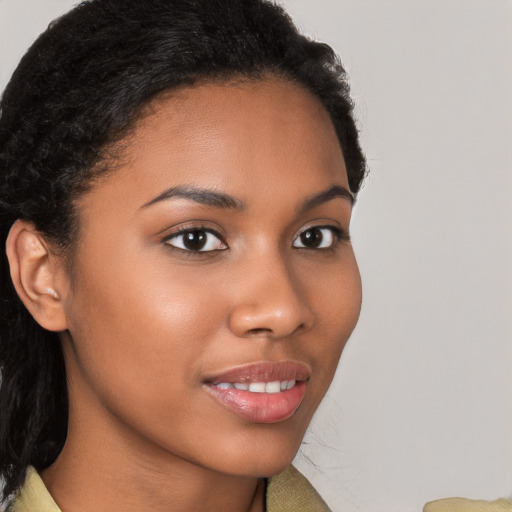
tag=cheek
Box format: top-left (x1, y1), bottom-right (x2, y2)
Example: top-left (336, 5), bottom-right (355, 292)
top-left (328, 256), bottom-right (362, 337)
top-left (64, 252), bottom-right (227, 413)
top-left (301, 252), bottom-right (361, 388)
top-left (307, 250), bottom-right (361, 332)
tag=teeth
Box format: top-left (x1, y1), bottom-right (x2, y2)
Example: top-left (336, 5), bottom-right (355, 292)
top-left (265, 381), bottom-right (281, 393)
top-left (215, 380), bottom-right (296, 393)
top-left (216, 382), bottom-right (233, 389)
top-left (248, 382), bottom-right (266, 393)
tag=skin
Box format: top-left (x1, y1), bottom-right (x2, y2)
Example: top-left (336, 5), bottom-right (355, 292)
top-left (8, 78), bottom-right (361, 512)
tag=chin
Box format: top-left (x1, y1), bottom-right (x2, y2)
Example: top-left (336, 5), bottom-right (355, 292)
top-left (203, 424), bottom-right (307, 478)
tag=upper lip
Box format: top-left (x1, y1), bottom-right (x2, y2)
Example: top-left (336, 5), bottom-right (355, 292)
top-left (205, 361), bottom-right (311, 385)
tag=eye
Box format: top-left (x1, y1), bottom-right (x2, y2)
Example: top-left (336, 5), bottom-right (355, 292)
top-left (292, 226), bottom-right (342, 249)
top-left (164, 229), bottom-right (227, 252)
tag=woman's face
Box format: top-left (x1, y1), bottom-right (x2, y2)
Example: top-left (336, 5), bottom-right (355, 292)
top-left (59, 78), bottom-right (362, 477)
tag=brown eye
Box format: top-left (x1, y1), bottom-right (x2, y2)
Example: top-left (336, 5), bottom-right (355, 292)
top-left (293, 226), bottom-right (339, 249)
top-left (165, 229), bottom-right (227, 252)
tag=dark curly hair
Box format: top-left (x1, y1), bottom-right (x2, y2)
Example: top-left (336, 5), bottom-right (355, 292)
top-left (0, 0), bottom-right (366, 502)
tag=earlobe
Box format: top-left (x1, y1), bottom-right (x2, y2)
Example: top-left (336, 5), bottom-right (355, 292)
top-left (5, 220), bottom-right (68, 332)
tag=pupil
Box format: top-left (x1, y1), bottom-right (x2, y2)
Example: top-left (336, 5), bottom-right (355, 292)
top-left (300, 228), bottom-right (322, 248)
top-left (184, 230), bottom-right (206, 250)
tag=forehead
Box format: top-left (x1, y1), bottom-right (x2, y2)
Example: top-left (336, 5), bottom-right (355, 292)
top-left (79, 78), bottom-right (348, 216)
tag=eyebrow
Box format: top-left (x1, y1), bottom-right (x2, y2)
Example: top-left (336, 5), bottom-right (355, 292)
top-left (141, 185), bottom-right (244, 210)
top-left (299, 185), bottom-right (355, 213)
top-left (141, 183), bottom-right (354, 212)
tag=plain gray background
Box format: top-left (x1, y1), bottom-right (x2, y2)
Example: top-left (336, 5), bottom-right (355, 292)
top-left (1, 1), bottom-right (511, 511)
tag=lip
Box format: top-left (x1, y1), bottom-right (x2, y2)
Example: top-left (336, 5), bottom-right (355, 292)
top-left (204, 361), bottom-right (310, 424)
top-left (205, 361), bottom-right (310, 385)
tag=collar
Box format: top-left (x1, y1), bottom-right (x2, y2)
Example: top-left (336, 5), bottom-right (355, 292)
top-left (9, 465), bottom-right (331, 512)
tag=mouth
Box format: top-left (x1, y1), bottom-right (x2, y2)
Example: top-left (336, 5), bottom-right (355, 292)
top-left (213, 380), bottom-right (298, 393)
top-left (203, 361), bottom-right (310, 424)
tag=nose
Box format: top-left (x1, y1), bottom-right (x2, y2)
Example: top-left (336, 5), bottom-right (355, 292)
top-left (227, 256), bottom-right (314, 339)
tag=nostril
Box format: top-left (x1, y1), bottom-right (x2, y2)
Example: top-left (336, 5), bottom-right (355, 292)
top-left (245, 322), bottom-right (307, 337)
top-left (246, 328), bottom-right (272, 336)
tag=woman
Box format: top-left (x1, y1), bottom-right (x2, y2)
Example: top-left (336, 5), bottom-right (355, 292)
top-left (0, 0), bottom-right (366, 510)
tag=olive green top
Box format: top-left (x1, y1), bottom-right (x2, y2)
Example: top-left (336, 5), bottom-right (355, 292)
top-left (8, 465), bottom-right (331, 512)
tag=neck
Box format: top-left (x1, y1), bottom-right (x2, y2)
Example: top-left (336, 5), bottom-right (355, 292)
top-left (42, 422), bottom-right (266, 512)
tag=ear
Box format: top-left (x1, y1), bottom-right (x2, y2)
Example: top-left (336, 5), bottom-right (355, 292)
top-left (6, 220), bottom-right (69, 332)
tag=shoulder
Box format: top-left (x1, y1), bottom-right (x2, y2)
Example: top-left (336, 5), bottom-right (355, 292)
top-left (423, 497), bottom-right (512, 512)
top-left (267, 465), bottom-right (332, 512)
top-left (6, 467), bottom-right (60, 512)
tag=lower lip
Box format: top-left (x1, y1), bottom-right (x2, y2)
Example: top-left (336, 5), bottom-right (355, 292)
top-left (205, 381), bottom-right (307, 423)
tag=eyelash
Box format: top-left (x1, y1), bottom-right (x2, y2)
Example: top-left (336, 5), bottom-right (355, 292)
top-left (162, 225), bottom-right (349, 254)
